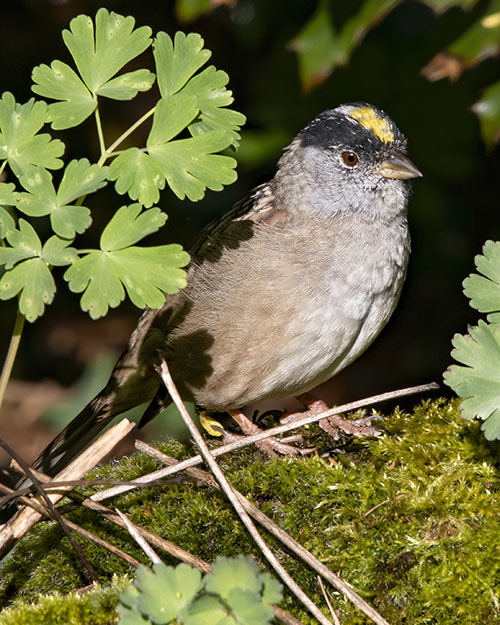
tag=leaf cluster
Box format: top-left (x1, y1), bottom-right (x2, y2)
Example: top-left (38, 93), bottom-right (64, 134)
top-left (117, 556), bottom-right (282, 625)
top-left (0, 8), bottom-right (245, 321)
top-left (444, 240), bottom-right (500, 439)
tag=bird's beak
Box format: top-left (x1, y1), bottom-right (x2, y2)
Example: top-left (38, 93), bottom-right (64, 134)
top-left (376, 151), bottom-right (422, 180)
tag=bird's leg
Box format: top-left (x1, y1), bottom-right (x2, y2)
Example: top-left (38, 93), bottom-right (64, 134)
top-left (280, 392), bottom-right (383, 440)
top-left (226, 409), bottom-right (315, 457)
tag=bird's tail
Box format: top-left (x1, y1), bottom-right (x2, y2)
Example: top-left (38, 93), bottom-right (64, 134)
top-left (28, 394), bottom-right (117, 479)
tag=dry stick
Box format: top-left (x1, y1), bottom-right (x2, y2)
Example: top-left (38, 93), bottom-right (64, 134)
top-left (0, 481), bottom-right (140, 569)
top-left (0, 418), bottom-right (135, 558)
top-left (90, 382), bottom-right (439, 503)
top-left (318, 576), bottom-right (341, 625)
top-left (27, 474), bottom-right (302, 625)
top-left (0, 437), bottom-right (99, 583)
top-left (115, 508), bottom-right (162, 565)
top-left (157, 360), bottom-right (334, 625)
top-left (136, 440), bottom-right (391, 625)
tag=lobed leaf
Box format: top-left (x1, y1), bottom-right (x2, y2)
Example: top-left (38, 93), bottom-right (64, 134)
top-left (62, 9), bottom-right (152, 94)
top-left (0, 93), bottom-right (64, 175)
top-left (64, 204), bottom-right (189, 318)
top-left (463, 240), bottom-right (500, 323)
top-left (16, 160), bottom-right (107, 239)
top-left (153, 31), bottom-right (210, 97)
top-left (444, 321), bottom-right (500, 439)
top-left (109, 148), bottom-right (165, 208)
top-left (32, 60), bottom-right (96, 130)
top-left (181, 66), bottom-right (246, 146)
top-left (472, 80), bottom-right (500, 146)
top-left (148, 130), bottom-right (237, 201)
top-left (0, 206), bottom-right (15, 238)
top-left (96, 69), bottom-right (155, 100)
top-left (205, 556), bottom-right (262, 601)
top-left (181, 595), bottom-right (234, 625)
top-left (0, 257), bottom-right (55, 322)
top-left (227, 588), bottom-right (275, 625)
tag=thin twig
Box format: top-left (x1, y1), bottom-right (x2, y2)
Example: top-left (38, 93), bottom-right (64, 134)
top-left (136, 440), bottom-right (392, 625)
top-left (115, 508), bottom-right (161, 565)
top-left (89, 382), bottom-right (439, 503)
top-left (0, 437), bottom-right (99, 583)
top-left (318, 576), bottom-right (341, 625)
top-left (0, 419), bottom-right (135, 558)
top-left (0, 481), bottom-right (141, 568)
top-left (157, 359), bottom-right (334, 625)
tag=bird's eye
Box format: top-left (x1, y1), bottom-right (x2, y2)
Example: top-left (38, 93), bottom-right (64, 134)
top-left (341, 151), bottom-right (359, 167)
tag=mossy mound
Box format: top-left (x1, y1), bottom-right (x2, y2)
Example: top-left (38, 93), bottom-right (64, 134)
top-left (1, 398), bottom-right (499, 624)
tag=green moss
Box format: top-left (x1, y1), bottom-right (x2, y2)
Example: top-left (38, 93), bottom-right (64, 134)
top-left (0, 577), bottom-right (127, 625)
top-left (1, 399), bottom-right (500, 624)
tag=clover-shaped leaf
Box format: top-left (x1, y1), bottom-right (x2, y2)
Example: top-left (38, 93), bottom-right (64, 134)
top-left (444, 321), bottom-right (500, 440)
top-left (148, 129), bottom-right (237, 201)
top-left (0, 220), bottom-right (75, 321)
top-left (64, 204), bottom-right (189, 319)
top-left (32, 9), bottom-right (154, 129)
top-left (463, 240), bottom-right (500, 324)
top-left (16, 160), bottom-right (108, 238)
top-left (0, 93), bottom-right (64, 176)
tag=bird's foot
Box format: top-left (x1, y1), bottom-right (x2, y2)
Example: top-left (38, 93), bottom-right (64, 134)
top-left (280, 393), bottom-right (384, 442)
top-left (227, 409), bottom-right (316, 457)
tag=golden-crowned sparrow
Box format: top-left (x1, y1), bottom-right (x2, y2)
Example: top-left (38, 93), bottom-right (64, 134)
top-left (28, 102), bottom-right (421, 475)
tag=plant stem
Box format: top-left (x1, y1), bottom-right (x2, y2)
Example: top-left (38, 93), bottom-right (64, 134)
top-left (98, 105), bottom-right (156, 166)
top-left (0, 160), bottom-right (7, 176)
top-left (94, 106), bottom-right (106, 159)
top-left (0, 310), bottom-right (25, 414)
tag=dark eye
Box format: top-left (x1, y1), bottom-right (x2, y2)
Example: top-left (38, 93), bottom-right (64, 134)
top-left (341, 151), bottom-right (359, 167)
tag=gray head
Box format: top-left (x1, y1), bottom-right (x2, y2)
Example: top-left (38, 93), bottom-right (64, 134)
top-left (276, 102), bottom-right (422, 221)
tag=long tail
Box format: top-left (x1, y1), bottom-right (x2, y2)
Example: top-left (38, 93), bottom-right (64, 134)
top-left (29, 394), bottom-right (118, 479)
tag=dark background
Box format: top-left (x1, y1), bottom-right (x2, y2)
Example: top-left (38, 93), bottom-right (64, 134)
top-left (1, 0), bottom-right (499, 460)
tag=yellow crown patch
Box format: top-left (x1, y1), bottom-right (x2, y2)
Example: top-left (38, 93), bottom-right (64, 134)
top-left (348, 106), bottom-right (394, 143)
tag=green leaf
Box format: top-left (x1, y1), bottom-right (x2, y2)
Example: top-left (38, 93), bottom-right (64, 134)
top-left (472, 80), bottom-right (500, 146)
top-left (57, 158), bottom-right (109, 205)
top-left (227, 588), bottom-right (275, 625)
top-left (63, 9), bottom-right (152, 94)
top-left (176, 0), bottom-right (213, 23)
top-left (444, 321), bottom-right (500, 440)
top-left (16, 160), bottom-right (107, 238)
top-left (181, 66), bottom-right (246, 146)
top-left (32, 60), bottom-right (96, 130)
top-left (32, 9), bottom-right (153, 128)
top-left (96, 69), bottom-right (155, 100)
top-left (0, 206), bottom-right (15, 238)
top-left (64, 204), bottom-right (189, 318)
top-left (134, 563), bottom-right (202, 623)
top-left (100, 204), bottom-right (166, 250)
top-left (205, 556), bottom-right (262, 600)
top-left (447, 0), bottom-right (500, 64)
top-left (42, 235), bottom-right (78, 266)
top-left (0, 219), bottom-right (41, 269)
top-left (148, 93), bottom-right (199, 146)
top-left (148, 130), bottom-right (237, 201)
top-left (0, 257), bottom-right (55, 322)
top-left (0, 92), bottom-right (64, 175)
top-left (463, 240), bottom-right (500, 323)
top-left (260, 573), bottom-right (283, 606)
top-left (153, 31), bottom-right (211, 97)
top-left (290, 0), bottom-right (398, 91)
top-left (0, 182), bottom-right (18, 205)
top-left (109, 148), bottom-right (165, 208)
top-left (182, 595), bottom-right (234, 625)
top-left (117, 585), bottom-right (150, 625)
